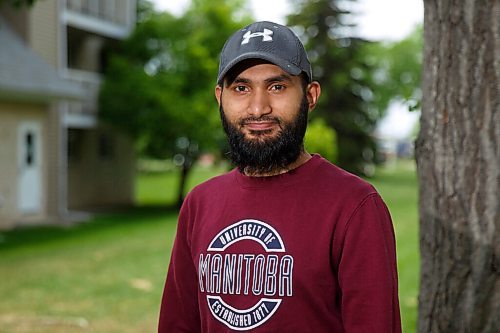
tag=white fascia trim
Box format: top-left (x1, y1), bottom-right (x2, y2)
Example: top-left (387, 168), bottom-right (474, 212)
top-left (62, 10), bottom-right (131, 39)
top-left (61, 68), bottom-right (102, 84)
top-left (63, 112), bottom-right (97, 128)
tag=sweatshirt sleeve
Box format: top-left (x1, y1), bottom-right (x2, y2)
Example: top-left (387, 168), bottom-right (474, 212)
top-left (158, 199), bottom-right (201, 332)
top-left (338, 193), bottom-right (401, 333)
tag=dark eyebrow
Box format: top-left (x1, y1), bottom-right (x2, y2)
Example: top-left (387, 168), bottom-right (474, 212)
top-left (265, 74), bottom-right (293, 84)
top-left (224, 77), bottom-right (250, 87)
top-left (225, 74), bottom-right (294, 87)
top-left (233, 77), bottom-right (251, 84)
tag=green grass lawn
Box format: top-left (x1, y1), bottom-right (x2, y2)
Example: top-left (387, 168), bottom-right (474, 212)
top-left (0, 161), bottom-right (419, 332)
top-left (135, 165), bottom-right (228, 206)
top-left (370, 160), bottom-right (420, 332)
top-left (0, 210), bottom-right (178, 332)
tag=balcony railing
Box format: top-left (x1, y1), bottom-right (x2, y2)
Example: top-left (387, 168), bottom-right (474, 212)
top-left (66, 0), bottom-right (129, 26)
top-left (62, 68), bottom-right (102, 115)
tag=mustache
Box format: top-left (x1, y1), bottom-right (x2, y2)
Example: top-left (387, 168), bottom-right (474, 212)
top-left (239, 116), bottom-right (282, 126)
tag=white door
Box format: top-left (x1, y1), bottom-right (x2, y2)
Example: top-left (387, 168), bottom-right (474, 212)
top-left (18, 122), bottom-right (42, 213)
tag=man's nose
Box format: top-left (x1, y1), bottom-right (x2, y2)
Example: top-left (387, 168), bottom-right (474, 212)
top-left (248, 89), bottom-right (272, 118)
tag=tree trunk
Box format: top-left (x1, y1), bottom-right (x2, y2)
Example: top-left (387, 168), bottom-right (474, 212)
top-left (176, 162), bottom-right (191, 209)
top-left (415, 1), bottom-right (499, 332)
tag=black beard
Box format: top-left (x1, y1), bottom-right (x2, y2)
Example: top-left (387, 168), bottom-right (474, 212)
top-left (220, 96), bottom-right (309, 175)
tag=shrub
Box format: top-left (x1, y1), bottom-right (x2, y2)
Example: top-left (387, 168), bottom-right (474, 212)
top-left (305, 118), bottom-right (338, 163)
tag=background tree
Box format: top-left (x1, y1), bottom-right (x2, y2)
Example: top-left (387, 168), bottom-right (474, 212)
top-left (287, 0), bottom-right (382, 175)
top-left (0, 0), bottom-right (35, 7)
top-left (99, 0), bottom-right (252, 206)
top-left (416, 1), bottom-right (499, 332)
top-left (366, 26), bottom-right (423, 114)
top-left (305, 118), bottom-right (338, 163)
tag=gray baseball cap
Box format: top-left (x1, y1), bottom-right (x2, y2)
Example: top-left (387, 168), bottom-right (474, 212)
top-left (217, 21), bottom-right (312, 85)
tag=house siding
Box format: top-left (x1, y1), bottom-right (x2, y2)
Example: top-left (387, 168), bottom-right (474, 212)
top-left (68, 126), bottom-right (135, 209)
top-left (29, 0), bottom-right (60, 68)
top-left (46, 103), bottom-right (63, 221)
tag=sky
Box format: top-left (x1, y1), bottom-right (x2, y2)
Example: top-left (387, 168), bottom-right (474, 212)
top-left (153, 0), bottom-right (423, 41)
top-left (151, 0), bottom-right (424, 139)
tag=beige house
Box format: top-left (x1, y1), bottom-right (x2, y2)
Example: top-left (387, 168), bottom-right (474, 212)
top-left (0, 0), bottom-right (137, 229)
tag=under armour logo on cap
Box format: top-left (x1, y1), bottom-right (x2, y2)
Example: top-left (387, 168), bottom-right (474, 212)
top-left (241, 28), bottom-right (274, 44)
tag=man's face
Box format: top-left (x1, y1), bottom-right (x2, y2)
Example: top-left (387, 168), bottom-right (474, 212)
top-left (215, 61), bottom-right (317, 175)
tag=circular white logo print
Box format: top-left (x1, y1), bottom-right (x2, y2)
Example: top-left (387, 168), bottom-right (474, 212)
top-left (198, 219), bottom-right (294, 330)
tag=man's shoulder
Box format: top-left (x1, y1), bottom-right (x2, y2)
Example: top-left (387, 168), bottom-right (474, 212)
top-left (313, 156), bottom-right (377, 197)
top-left (188, 168), bottom-right (236, 197)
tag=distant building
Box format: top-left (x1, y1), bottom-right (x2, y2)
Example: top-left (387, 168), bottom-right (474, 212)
top-left (0, 0), bottom-right (137, 229)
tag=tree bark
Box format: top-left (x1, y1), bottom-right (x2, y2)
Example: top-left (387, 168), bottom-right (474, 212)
top-left (416, 1), bottom-right (499, 332)
top-left (176, 161), bottom-right (191, 209)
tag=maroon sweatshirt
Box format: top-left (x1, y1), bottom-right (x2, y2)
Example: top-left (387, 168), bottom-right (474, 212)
top-left (159, 155), bottom-right (401, 332)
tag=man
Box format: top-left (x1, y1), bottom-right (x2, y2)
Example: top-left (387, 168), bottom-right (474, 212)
top-left (158, 21), bottom-right (401, 332)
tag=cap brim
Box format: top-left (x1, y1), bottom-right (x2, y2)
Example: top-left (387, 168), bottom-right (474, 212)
top-left (217, 52), bottom-right (302, 85)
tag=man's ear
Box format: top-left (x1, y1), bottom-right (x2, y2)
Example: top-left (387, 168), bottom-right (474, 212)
top-left (306, 81), bottom-right (321, 112)
top-left (215, 85), bottom-right (223, 106)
